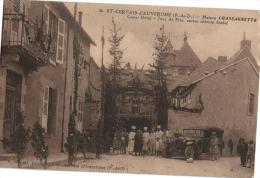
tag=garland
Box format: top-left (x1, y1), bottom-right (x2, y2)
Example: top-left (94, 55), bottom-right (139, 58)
top-left (170, 94), bottom-right (204, 113)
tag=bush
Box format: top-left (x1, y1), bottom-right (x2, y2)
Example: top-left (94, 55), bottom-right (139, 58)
top-left (31, 121), bottom-right (48, 169)
top-left (9, 111), bottom-right (30, 168)
top-left (64, 112), bottom-right (77, 166)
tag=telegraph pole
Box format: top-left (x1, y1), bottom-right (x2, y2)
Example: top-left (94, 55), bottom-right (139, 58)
top-left (96, 26), bottom-right (105, 158)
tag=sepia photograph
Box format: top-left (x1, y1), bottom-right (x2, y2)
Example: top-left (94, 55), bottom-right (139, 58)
top-left (0, 0), bottom-right (259, 178)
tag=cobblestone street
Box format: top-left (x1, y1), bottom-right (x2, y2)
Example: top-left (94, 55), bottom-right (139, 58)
top-left (48, 154), bottom-right (254, 178)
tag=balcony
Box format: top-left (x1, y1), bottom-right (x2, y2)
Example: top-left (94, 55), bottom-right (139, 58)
top-left (1, 14), bottom-right (52, 71)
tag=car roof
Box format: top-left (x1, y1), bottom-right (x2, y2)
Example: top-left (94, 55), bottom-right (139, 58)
top-left (183, 126), bottom-right (224, 132)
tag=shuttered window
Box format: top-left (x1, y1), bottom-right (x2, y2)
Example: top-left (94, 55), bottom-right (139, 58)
top-left (56, 19), bottom-right (65, 64)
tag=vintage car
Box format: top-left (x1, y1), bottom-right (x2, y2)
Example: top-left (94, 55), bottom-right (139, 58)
top-left (164, 127), bottom-right (224, 160)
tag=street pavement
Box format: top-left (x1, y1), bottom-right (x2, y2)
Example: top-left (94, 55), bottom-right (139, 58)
top-left (47, 154), bottom-right (254, 178)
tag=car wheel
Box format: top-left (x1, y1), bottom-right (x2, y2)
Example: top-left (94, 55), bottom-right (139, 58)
top-left (185, 145), bottom-right (195, 160)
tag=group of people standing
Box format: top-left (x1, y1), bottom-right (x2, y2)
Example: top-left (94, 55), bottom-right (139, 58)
top-left (112, 125), bottom-right (170, 156)
top-left (237, 138), bottom-right (255, 169)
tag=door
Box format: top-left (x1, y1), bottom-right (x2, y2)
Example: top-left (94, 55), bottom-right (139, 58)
top-left (4, 70), bottom-right (22, 140)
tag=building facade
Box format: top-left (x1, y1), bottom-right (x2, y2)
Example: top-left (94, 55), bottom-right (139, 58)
top-left (0, 0), bottom-right (97, 153)
top-left (168, 36), bottom-right (259, 155)
top-left (115, 65), bottom-right (155, 130)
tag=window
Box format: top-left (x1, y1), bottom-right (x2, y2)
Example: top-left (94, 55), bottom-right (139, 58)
top-left (77, 102), bottom-right (84, 132)
top-left (43, 5), bottom-right (63, 64)
top-left (41, 86), bottom-right (58, 134)
top-left (56, 19), bottom-right (65, 64)
top-left (49, 11), bottom-right (58, 63)
top-left (132, 96), bottom-right (140, 113)
top-left (249, 93), bottom-right (255, 114)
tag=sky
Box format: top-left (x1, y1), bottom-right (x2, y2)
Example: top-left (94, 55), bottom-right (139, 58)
top-left (65, 2), bottom-right (260, 68)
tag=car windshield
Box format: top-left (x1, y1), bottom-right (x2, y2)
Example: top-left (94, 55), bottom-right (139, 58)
top-left (183, 129), bottom-right (204, 137)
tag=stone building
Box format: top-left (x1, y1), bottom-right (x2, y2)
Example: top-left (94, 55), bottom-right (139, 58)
top-left (0, 0), bottom-right (96, 153)
top-left (115, 65), bottom-right (155, 130)
top-left (164, 34), bottom-right (201, 79)
top-left (168, 36), bottom-right (259, 152)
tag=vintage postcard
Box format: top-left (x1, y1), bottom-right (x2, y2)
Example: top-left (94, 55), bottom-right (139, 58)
top-left (0, 1), bottom-right (259, 178)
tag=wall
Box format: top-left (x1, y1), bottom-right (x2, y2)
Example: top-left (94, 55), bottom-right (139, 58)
top-left (168, 60), bottom-right (259, 155)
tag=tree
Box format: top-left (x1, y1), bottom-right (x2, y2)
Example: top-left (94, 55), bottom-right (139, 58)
top-left (149, 25), bottom-right (169, 129)
top-left (64, 111), bottom-right (77, 166)
top-left (9, 111), bottom-right (30, 168)
top-left (31, 121), bottom-right (48, 169)
top-left (102, 17), bottom-right (125, 150)
top-left (108, 17), bottom-right (125, 85)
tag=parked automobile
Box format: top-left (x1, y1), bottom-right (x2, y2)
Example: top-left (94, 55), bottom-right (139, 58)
top-left (164, 127), bottom-right (224, 160)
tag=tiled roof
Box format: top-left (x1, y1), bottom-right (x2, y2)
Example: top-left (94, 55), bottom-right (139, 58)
top-left (168, 42), bottom-right (259, 92)
top-left (168, 40), bottom-right (201, 67)
top-left (229, 45), bottom-right (259, 71)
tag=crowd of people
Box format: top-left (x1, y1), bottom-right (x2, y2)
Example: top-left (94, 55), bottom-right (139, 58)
top-left (110, 125), bottom-right (255, 169)
top-left (112, 125), bottom-right (170, 156)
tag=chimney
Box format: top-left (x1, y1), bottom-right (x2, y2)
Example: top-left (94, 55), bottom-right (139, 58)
top-left (78, 11), bottom-right (83, 26)
top-left (218, 56), bottom-right (227, 63)
top-left (240, 32), bottom-right (251, 50)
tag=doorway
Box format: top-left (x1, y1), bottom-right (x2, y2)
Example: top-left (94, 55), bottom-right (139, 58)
top-left (3, 70), bottom-right (22, 140)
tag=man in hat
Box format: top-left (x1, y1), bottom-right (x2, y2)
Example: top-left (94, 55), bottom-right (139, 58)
top-left (142, 126), bottom-right (150, 156)
top-left (127, 125), bottom-right (136, 154)
top-left (134, 129), bottom-right (143, 156)
top-left (209, 131), bottom-right (219, 161)
top-left (155, 125), bottom-right (164, 155)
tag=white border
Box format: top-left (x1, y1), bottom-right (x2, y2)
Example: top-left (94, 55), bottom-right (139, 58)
top-left (0, 1), bottom-right (259, 178)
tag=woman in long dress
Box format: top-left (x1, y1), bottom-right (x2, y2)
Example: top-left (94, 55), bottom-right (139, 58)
top-left (142, 127), bottom-right (150, 156)
top-left (127, 126), bottom-right (136, 154)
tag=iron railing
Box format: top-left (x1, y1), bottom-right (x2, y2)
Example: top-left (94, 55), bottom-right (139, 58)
top-left (1, 13), bottom-right (52, 68)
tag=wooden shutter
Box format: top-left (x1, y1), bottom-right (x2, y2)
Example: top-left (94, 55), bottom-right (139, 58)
top-left (56, 19), bottom-right (65, 64)
top-left (42, 86), bottom-right (49, 131)
top-left (43, 5), bottom-right (49, 35)
top-left (49, 11), bottom-right (58, 64)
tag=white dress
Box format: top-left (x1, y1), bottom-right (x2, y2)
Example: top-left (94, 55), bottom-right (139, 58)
top-left (127, 131), bottom-right (136, 153)
top-left (142, 132), bottom-right (150, 151)
top-left (155, 130), bottom-right (164, 151)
